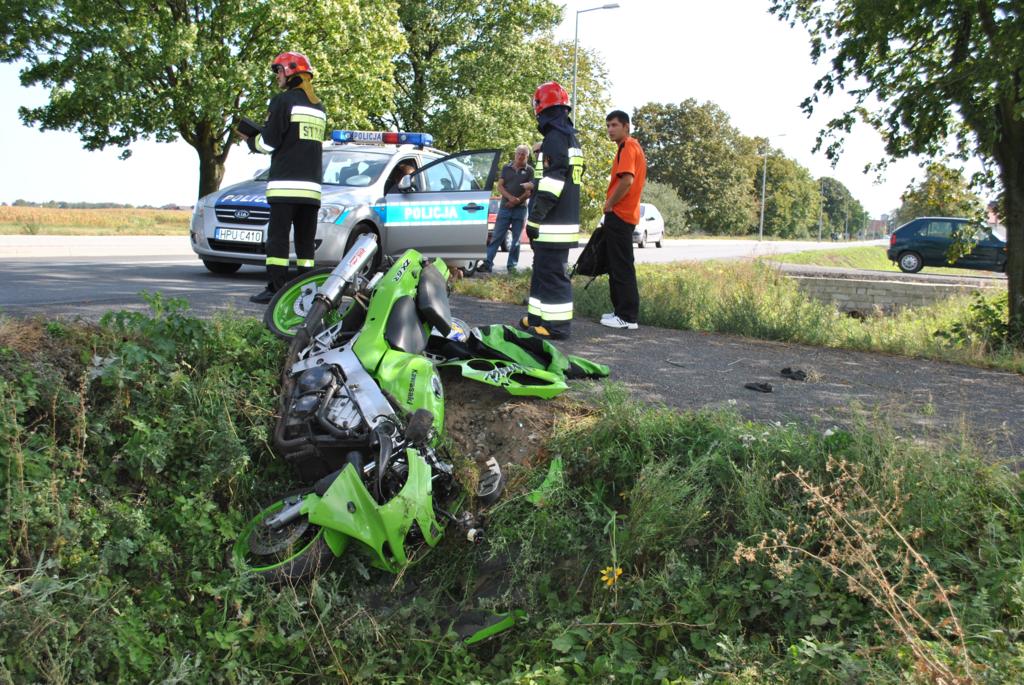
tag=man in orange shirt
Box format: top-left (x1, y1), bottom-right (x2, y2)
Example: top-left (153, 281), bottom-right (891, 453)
top-left (601, 110), bottom-right (647, 330)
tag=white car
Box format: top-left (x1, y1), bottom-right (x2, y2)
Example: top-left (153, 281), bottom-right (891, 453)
top-left (190, 130), bottom-right (500, 275)
top-left (632, 202), bottom-right (664, 248)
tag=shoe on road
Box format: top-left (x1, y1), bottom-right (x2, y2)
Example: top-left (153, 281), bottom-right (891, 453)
top-left (249, 286), bottom-right (276, 304)
top-left (780, 367), bottom-right (807, 381)
top-left (601, 312), bottom-right (615, 321)
top-left (600, 315), bottom-right (638, 330)
top-left (477, 263), bottom-right (493, 273)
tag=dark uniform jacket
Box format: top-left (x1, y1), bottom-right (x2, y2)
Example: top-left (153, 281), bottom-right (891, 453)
top-left (527, 119), bottom-right (582, 250)
top-left (248, 87), bottom-right (326, 205)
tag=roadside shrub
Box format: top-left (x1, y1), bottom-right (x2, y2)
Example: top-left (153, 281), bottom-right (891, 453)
top-left (641, 180), bottom-right (691, 235)
top-left (935, 290), bottom-right (1017, 351)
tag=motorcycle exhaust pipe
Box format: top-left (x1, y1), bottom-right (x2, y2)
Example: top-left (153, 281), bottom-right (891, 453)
top-left (318, 233), bottom-right (379, 305)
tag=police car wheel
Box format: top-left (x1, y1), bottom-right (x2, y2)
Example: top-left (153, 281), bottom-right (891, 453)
top-left (203, 259), bottom-right (242, 275)
top-left (461, 260), bottom-right (478, 278)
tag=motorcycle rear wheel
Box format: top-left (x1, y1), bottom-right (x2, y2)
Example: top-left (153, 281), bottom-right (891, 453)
top-left (264, 268), bottom-right (352, 340)
top-left (232, 497), bottom-right (332, 583)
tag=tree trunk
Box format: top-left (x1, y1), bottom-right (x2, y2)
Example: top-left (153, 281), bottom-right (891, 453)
top-left (196, 143), bottom-right (227, 199)
top-left (182, 120), bottom-right (231, 200)
top-left (1004, 169), bottom-right (1024, 343)
top-left (995, 117), bottom-right (1024, 345)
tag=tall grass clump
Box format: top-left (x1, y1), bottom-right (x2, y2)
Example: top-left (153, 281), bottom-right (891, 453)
top-left (456, 261), bottom-right (1024, 373)
top-left (481, 386), bottom-right (1024, 682)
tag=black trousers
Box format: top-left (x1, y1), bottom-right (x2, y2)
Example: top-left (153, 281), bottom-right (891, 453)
top-left (266, 202), bottom-right (318, 290)
top-left (604, 211), bottom-right (639, 324)
top-left (527, 246), bottom-right (572, 336)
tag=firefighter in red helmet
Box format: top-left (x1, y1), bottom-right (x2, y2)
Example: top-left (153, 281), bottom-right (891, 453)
top-left (518, 81), bottom-right (583, 339)
top-left (244, 51), bottom-right (327, 304)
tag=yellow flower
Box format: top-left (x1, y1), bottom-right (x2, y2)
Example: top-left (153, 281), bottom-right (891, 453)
top-left (600, 566), bottom-right (623, 588)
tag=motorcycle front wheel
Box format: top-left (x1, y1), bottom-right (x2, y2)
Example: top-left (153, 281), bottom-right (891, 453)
top-left (264, 268), bottom-right (352, 340)
top-left (232, 497), bottom-right (332, 583)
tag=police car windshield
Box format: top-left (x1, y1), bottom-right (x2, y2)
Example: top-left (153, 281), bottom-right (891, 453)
top-left (321, 149), bottom-right (392, 187)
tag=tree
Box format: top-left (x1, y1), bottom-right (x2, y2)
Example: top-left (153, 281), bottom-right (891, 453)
top-left (632, 100), bottom-right (757, 235)
top-left (382, 0), bottom-right (560, 150)
top-left (1, 1), bottom-right (402, 198)
top-left (753, 142), bottom-right (823, 238)
top-left (893, 163), bottom-right (985, 225)
top-left (819, 177), bottom-right (867, 238)
top-left (771, 0), bottom-right (1024, 340)
top-left (641, 181), bottom-right (690, 236)
top-left (543, 42), bottom-right (615, 232)
top-left (379, 1), bottom-right (614, 229)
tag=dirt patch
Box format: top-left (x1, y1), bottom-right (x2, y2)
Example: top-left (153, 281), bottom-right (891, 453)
top-left (440, 370), bottom-right (562, 471)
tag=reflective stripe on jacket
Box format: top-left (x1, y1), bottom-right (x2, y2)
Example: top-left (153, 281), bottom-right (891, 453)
top-left (526, 129), bottom-right (583, 249)
top-left (247, 88), bottom-right (326, 205)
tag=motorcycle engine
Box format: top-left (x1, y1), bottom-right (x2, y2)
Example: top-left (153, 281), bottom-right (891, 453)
top-left (287, 366), bottom-right (368, 438)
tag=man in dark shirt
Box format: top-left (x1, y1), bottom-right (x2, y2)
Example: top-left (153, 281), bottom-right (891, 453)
top-left (479, 145), bottom-right (533, 273)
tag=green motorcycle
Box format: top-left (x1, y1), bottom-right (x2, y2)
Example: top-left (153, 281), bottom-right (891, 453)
top-left (235, 233), bottom-right (503, 583)
top-left (236, 233), bottom-right (608, 586)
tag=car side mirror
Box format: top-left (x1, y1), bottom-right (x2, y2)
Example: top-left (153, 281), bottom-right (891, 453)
top-left (397, 175), bottom-right (413, 192)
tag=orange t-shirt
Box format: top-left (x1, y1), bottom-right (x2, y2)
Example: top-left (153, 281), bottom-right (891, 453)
top-left (606, 136), bottom-right (647, 225)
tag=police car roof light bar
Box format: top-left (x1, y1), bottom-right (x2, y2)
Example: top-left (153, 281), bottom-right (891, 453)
top-left (331, 130), bottom-right (434, 148)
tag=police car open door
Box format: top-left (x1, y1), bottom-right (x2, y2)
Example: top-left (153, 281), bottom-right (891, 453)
top-left (384, 150), bottom-right (500, 260)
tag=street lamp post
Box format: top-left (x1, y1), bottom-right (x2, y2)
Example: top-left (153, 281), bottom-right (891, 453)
top-left (757, 134), bottom-right (785, 241)
top-left (818, 178), bottom-right (824, 242)
top-left (572, 3), bottom-right (619, 112)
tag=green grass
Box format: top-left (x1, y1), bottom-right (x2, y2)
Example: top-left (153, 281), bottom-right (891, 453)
top-left (456, 261), bottom-right (1024, 374)
top-left (1, 304), bottom-right (1022, 682)
top-left (769, 245), bottom-right (1005, 276)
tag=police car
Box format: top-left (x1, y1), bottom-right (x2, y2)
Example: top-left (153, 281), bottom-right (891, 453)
top-left (190, 130), bottom-right (500, 276)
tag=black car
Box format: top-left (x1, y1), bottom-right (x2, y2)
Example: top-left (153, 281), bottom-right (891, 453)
top-left (886, 217), bottom-right (1007, 273)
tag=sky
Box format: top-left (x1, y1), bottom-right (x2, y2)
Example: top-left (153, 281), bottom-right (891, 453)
top-left (0, 0), bottom-right (980, 217)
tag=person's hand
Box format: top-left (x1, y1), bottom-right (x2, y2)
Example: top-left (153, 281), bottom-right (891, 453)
top-left (521, 182), bottom-right (534, 194)
top-left (603, 202), bottom-right (613, 214)
top-left (238, 132), bottom-right (250, 141)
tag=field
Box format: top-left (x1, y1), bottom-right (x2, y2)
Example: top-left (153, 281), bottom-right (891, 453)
top-left (0, 206), bottom-right (191, 236)
top-left (767, 245), bottom-right (1005, 277)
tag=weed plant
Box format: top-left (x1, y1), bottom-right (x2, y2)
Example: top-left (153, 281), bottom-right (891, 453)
top-left (1, 303), bottom-right (1022, 682)
top-left (456, 261), bottom-right (1024, 373)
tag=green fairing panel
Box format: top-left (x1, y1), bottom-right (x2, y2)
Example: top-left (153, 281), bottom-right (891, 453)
top-left (302, 448), bottom-right (443, 573)
top-left (376, 349), bottom-right (445, 437)
top-left (439, 359), bottom-right (567, 399)
top-left (355, 249), bottom-right (428, 373)
top-left (476, 325), bottom-right (610, 379)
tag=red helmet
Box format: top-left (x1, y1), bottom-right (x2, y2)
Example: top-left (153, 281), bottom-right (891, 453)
top-left (272, 52), bottom-right (313, 77)
top-left (533, 81), bottom-right (570, 115)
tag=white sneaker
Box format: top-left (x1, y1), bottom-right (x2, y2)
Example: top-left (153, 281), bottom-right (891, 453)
top-left (600, 315), bottom-right (638, 330)
top-left (600, 312), bottom-right (615, 321)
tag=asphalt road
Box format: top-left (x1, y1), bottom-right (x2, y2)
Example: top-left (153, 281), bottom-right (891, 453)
top-left (1, 239), bottom-right (1020, 462)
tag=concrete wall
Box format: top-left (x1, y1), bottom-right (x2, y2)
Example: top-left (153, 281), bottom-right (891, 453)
top-left (793, 275), bottom-right (1001, 313)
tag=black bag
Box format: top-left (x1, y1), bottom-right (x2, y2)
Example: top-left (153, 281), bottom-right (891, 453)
top-left (571, 223), bottom-right (608, 279)
top-left (237, 117), bottom-right (262, 138)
